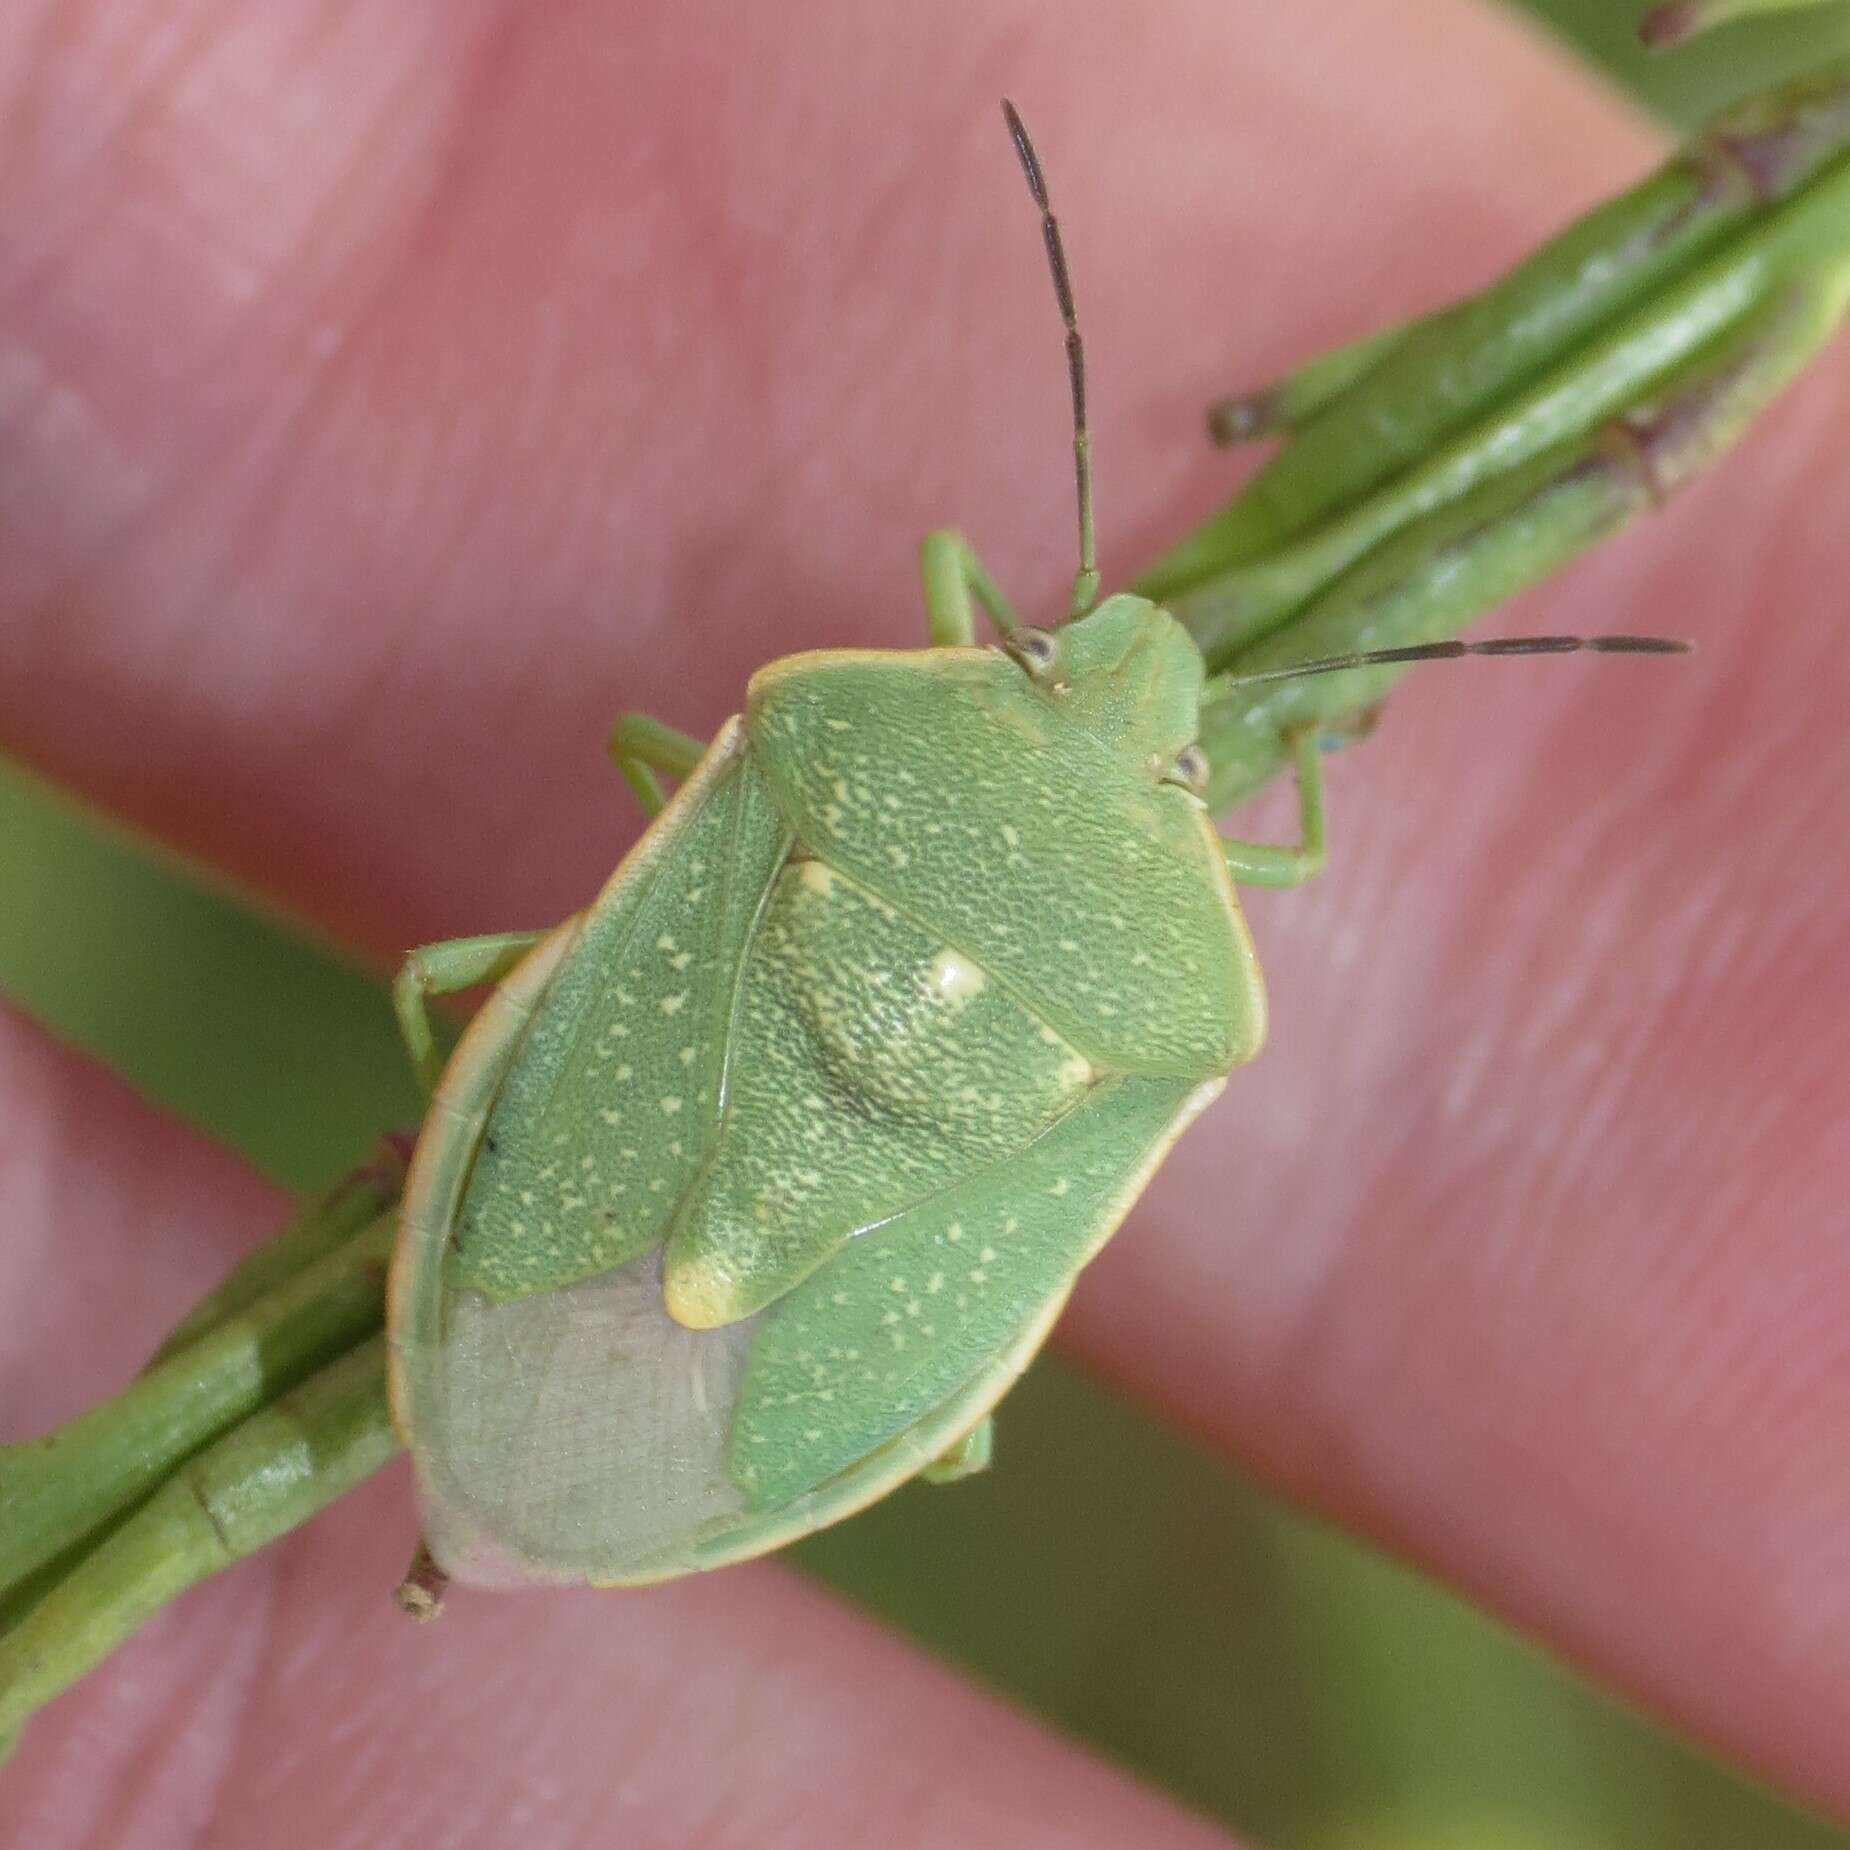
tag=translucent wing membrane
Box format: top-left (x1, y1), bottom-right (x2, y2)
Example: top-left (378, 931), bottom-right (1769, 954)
top-left (416, 1249), bottom-right (762, 1585)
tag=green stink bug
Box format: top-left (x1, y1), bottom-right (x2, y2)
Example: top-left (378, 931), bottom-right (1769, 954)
top-left (385, 104), bottom-right (1679, 1605)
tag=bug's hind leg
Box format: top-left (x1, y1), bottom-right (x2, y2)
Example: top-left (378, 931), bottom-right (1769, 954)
top-left (1219, 727), bottom-right (1329, 889)
top-left (919, 530), bottom-right (1026, 646)
top-left (608, 713), bottom-right (708, 818)
top-left (394, 932), bottom-right (549, 1096)
top-left (919, 1415), bottom-right (994, 1485)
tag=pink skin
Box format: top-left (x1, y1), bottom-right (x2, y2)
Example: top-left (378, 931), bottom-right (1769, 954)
top-left (3, 1), bottom-right (1848, 1843)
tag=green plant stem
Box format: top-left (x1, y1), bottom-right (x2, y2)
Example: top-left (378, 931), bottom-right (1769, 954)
top-left (0, 1339), bottom-right (398, 1736)
top-left (1139, 57), bottom-right (1850, 659)
top-left (0, 1209), bottom-right (396, 1597)
top-left (145, 1132), bottom-right (409, 1367)
top-left (1194, 267), bottom-right (1850, 805)
top-left (1642, 0), bottom-right (1848, 48)
top-left (1206, 319), bottom-right (1413, 442)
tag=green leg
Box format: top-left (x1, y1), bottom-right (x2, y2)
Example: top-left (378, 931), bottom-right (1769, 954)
top-left (919, 529), bottom-right (1025, 645)
top-left (1220, 728), bottom-right (1328, 889)
top-left (394, 933), bottom-right (548, 1098)
top-left (608, 712), bottom-right (708, 818)
top-left (919, 1415), bottom-right (994, 1485)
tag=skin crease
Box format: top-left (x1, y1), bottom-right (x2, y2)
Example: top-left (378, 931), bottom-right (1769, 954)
top-left (1, 0), bottom-right (1848, 1841)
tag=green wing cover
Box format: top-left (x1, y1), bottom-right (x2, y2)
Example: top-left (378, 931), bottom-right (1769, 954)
top-left (450, 724), bottom-right (790, 1301)
top-left (729, 1072), bottom-right (1215, 1510)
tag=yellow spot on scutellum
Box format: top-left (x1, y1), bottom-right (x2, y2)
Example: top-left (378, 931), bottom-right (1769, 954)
top-left (800, 861), bottom-right (835, 895)
top-left (666, 1253), bottom-right (741, 1329)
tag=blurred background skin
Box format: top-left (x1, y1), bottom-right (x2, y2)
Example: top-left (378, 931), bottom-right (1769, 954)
top-left (3, 3), bottom-right (1850, 1847)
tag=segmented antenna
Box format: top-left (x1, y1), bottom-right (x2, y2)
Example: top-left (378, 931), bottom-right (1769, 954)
top-left (1221, 633), bottom-right (1690, 689)
top-left (1002, 100), bottom-right (1098, 621)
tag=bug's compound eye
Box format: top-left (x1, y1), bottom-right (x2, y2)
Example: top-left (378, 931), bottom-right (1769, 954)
top-left (1006, 627), bottom-right (1061, 680)
top-left (1165, 743), bottom-right (1210, 796)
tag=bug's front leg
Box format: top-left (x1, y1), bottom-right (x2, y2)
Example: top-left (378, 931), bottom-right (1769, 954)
top-left (393, 933), bottom-right (549, 1096)
top-left (1218, 727), bottom-right (1328, 889)
top-left (918, 529), bottom-right (1026, 645)
top-left (607, 712), bottom-right (708, 817)
top-left (919, 1415), bottom-right (995, 1485)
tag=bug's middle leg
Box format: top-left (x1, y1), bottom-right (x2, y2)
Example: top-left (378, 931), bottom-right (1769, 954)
top-left (1219, 727), bottom-right (1328, 889)
top-left (919, 529), bottom-right (1026, 645)
top-left (918, 1415), bottom-right (995, 1485)
top-left (393, 933), bottom-right (549, 1096)
top-left (608, 712), bottom-right (708, 818)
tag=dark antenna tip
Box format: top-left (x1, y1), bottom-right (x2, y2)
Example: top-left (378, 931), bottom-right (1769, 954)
top-left (1001, 100), bottom-right (1098, 621)
top-left (1220, 632), bottom-right (1692, 690)
top-left (1001, 99), bottom-right (1043, 203)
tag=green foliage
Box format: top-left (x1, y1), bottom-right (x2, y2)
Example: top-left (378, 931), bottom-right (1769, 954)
top-left (1516, 0), bottom-right (1850, 127)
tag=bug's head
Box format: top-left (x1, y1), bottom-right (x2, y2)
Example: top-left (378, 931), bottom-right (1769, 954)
top-left (992, 106), bottom-right (1204, 787)
top-left (1007, 593), bottom-right (1205, 773)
